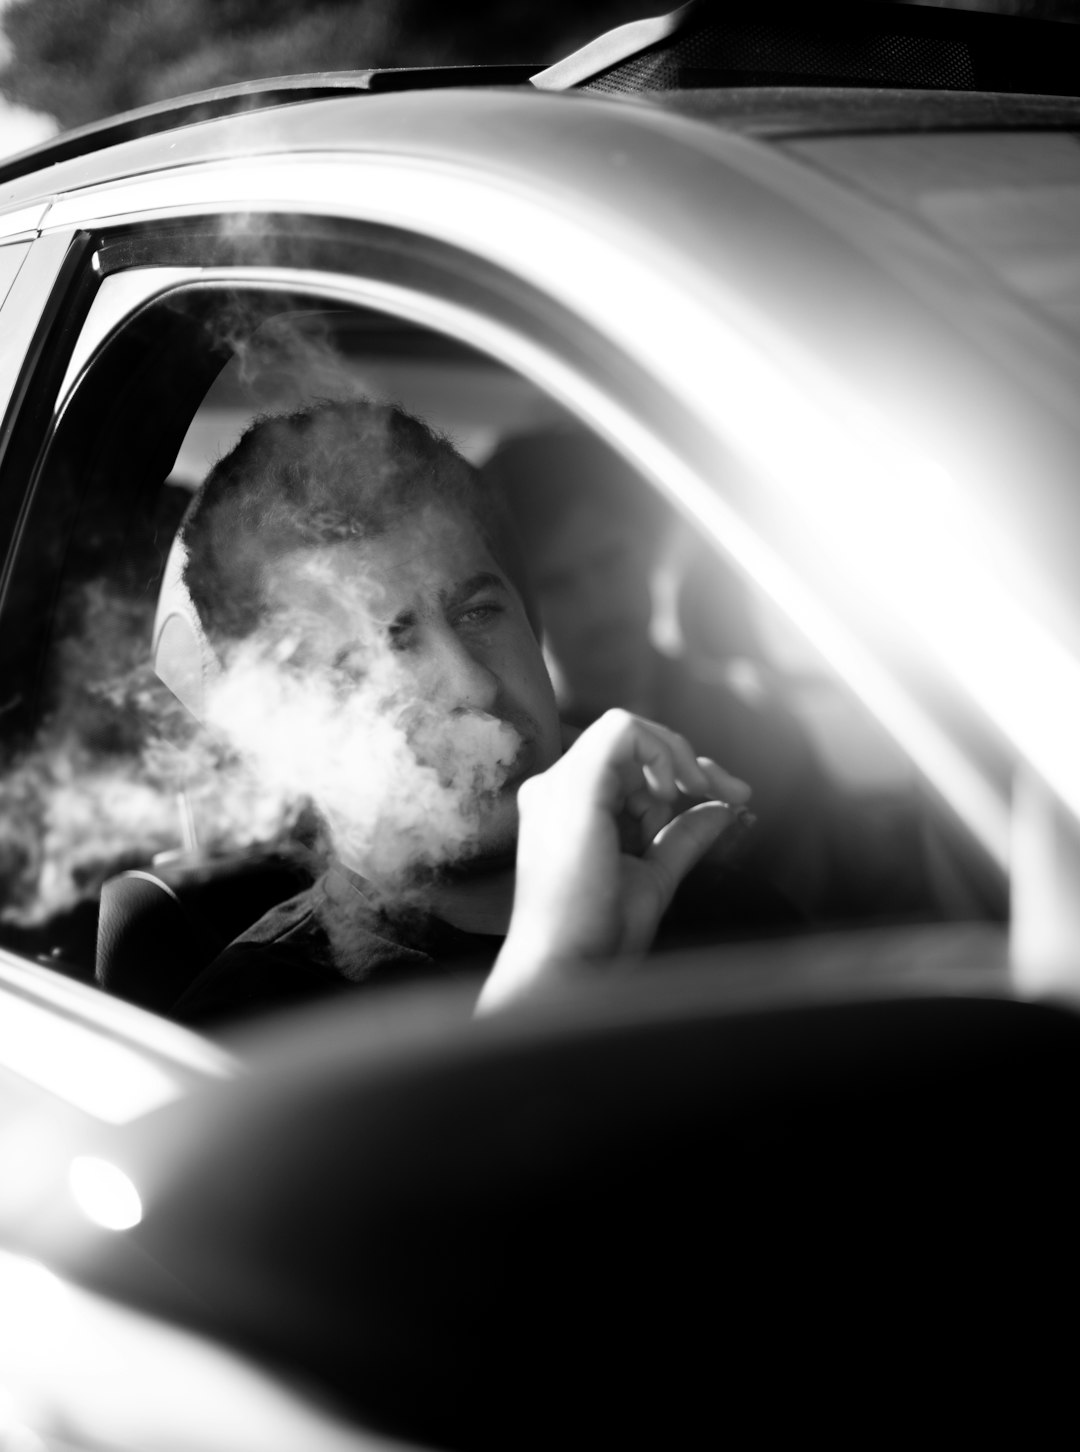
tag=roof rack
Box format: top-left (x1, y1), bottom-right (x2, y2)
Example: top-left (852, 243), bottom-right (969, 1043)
top-left (532, 0), bottom-right (1080, 98)
top-left (0, 65), bottom-right (538, 188)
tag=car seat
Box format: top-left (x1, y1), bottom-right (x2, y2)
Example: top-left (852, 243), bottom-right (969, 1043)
top-left (95, 852), bottom-right (311, 1012)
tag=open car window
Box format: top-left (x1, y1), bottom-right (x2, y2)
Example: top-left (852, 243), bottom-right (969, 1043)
top-left (0, 226), bottom-right (1006, 1019)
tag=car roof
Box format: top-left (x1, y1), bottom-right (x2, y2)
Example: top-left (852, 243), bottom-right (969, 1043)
top-left (0, 66), bottom-right (540, 192)
top-left (4, 75), bottom-right (1080, 227)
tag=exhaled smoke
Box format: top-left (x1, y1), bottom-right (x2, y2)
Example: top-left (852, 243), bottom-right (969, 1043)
top-left (216, 304), bottom-right (355, 407)
top-left (0, 580), bottom-right (308, 932)
top-left (205, 552), bottom-right (524, 893)
top-left (0, 552), bottom-right (523, 939)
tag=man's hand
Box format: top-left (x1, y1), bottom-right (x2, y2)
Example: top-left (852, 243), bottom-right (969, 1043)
top-left (477, 709), bottom-right (751, 1013)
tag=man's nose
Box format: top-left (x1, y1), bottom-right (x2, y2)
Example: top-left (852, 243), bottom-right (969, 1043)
top-left (420, 627), bottom-right (499, 714)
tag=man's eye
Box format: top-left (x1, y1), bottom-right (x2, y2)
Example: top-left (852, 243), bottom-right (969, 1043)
top-left (457, 602), bottom-right (502, 627)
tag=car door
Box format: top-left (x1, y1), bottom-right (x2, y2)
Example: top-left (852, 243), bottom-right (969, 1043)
top-left (9, 85), bottom-right (1080, 1010)
top-left (2, 78), bottom-right (1080, 1452)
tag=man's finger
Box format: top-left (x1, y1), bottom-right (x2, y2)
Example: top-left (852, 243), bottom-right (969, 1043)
top-left (619, 789), bottom-right (676, 857)
top-left (627, 715), bottom-right (752, 806)
top-left (633, 717), bottom-right (713, 799)
top-left (699, 756), bottom-right (753, 807)
top-left (645, 801), bottom-right (734, 904)
top-left (567, 709), bottom-right (751, 817)
top-left (624, 785), bottom-right (659, 821)
top-left (639, 799), bottom-right (678, 849)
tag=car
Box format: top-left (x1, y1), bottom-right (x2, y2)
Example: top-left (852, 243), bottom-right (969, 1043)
top-left (3, 0), bottom-right (1080, 1445)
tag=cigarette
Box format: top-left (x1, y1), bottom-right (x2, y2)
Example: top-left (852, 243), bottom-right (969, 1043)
top-left (721, 802), bottom-right (756, 830)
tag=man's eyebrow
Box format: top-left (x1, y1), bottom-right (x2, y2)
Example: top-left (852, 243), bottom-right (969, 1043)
top-left (386, 574), bottom-right (507, 632)
top-left (440, 572), bottom-right (509, 610)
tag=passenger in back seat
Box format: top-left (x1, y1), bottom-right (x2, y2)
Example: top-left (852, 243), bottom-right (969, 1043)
top-left (481, 430), bottom-right (831, 921)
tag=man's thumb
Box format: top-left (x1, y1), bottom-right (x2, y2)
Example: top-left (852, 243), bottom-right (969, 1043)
top-left (646, 801), bottom-right (734, 900)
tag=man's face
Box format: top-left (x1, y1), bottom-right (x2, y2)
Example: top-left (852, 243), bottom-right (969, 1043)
top-left (528, 498), bottom-right (654, 698)
top-left (270, 505), bottom-right (561, 875)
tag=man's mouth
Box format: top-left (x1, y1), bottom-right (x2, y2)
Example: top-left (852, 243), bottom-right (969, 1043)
top-left (468, 732), bottom-right (534, 798)
top-left (405, 710), bottom-right (531, 798)
top-left (497, 739), bottom-right (535, 794)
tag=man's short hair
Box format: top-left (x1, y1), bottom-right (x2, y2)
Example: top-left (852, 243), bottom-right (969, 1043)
top-left (182, 398), bottom-right (537, 645)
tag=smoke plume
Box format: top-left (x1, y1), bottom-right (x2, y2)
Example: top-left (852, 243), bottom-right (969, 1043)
top-left (0, 579), bottom-right (309, 933)
top-left (202, 546), bottom-right (525, 890)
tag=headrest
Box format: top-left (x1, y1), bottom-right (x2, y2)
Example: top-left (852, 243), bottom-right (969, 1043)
top-left (152, 530), bottom-right (220, 723)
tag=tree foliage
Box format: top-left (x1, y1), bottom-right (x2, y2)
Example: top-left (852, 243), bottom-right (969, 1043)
top-left (0, 0), bottom-right (653, 130)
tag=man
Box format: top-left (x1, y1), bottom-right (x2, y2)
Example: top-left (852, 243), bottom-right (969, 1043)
top-left (171, 400), bottom-right (750, 1025)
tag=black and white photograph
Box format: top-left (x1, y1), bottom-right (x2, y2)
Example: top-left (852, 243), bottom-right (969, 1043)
top-left (2, 2), bottom-right (1080, 1446)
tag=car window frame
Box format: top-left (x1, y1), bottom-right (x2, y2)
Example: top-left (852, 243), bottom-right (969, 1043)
top-left (0, 200), bottom-right (1027, 988)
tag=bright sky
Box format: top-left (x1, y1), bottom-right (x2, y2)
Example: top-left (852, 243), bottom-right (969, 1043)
top-left (0, 0), bottom-right (58, 160)
top-left (0, 100), bottom-right (56, 157)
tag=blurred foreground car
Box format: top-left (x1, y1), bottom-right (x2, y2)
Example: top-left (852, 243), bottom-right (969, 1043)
top-left (3, 1), bottom-right (1080, 1446)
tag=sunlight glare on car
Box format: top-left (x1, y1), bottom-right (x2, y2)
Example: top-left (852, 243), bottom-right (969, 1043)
top-left (0, 1246), bottom-right (380, 1451)
top-left (68, 1156), bottom-right (143, 1231)
top-left (0, 991), bottom-right (182, 1123)
top-left (0, 1249), bottom-right (72, 1436)
top-left (459, 185), bottom-right (1080, 832)
top-left (752, 404), bottom-right (1080, 825)
top-left (625, 273), bottom-right (1080, 823)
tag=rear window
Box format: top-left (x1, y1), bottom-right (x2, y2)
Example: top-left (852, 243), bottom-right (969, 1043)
top-left (785, 129), bottom-right (1080, 348)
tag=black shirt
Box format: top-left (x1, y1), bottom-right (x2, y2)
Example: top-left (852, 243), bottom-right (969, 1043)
top-left (172, 865), bottom-right (503, 1028)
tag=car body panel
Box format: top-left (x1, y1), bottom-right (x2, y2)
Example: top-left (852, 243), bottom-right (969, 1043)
top-left (0, 241), bottom-right (29, 311)
top-left (0, 1243), bottom-right (426, 1451)
top-left (0, 233), bottom-right (70, 430)
top-left (0, 201), bottom-right (49, 242)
